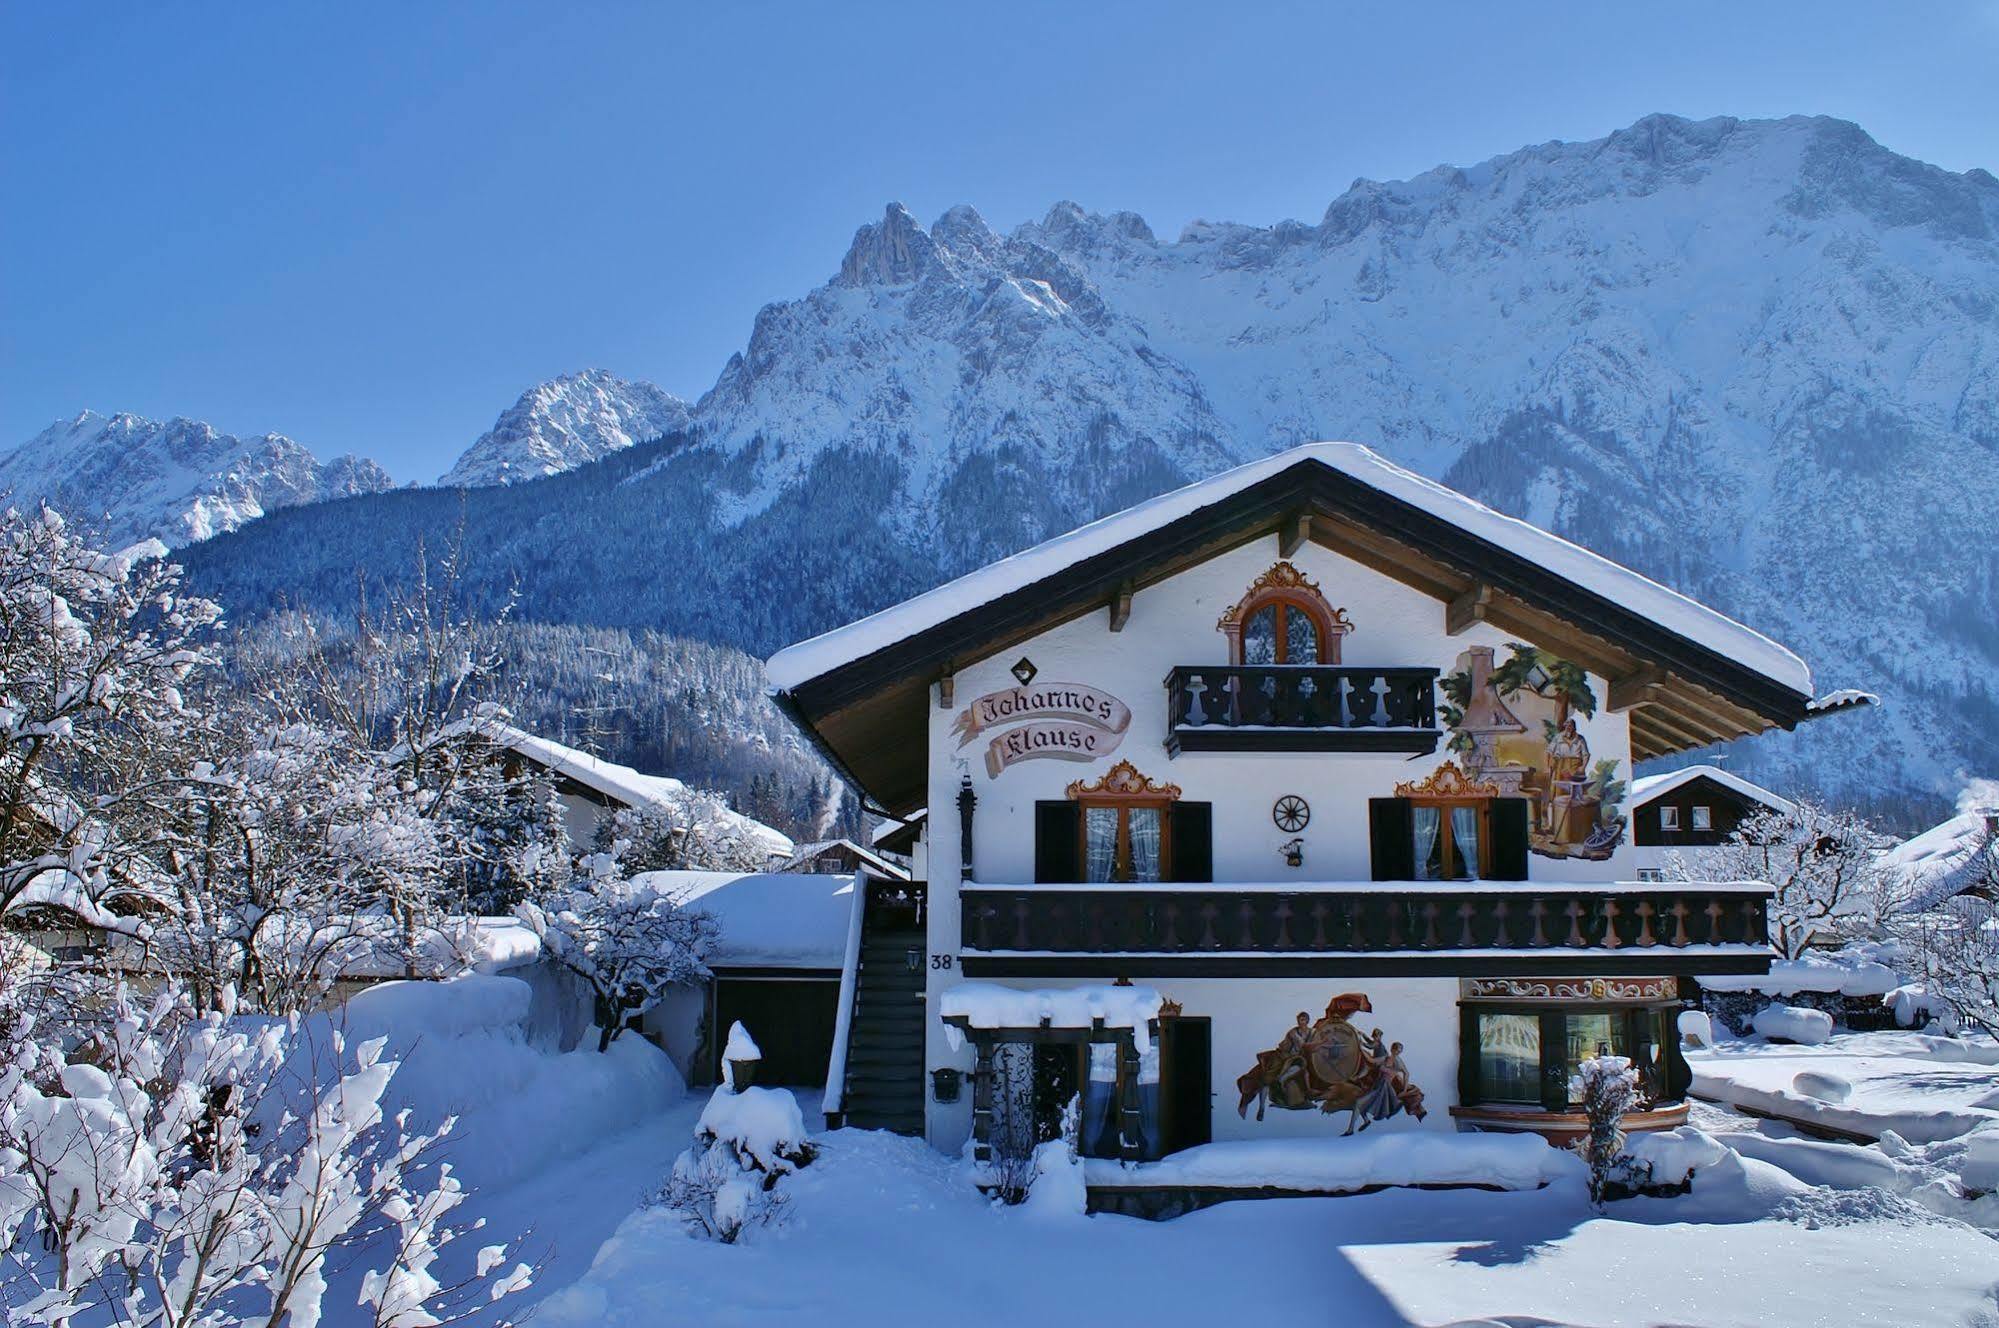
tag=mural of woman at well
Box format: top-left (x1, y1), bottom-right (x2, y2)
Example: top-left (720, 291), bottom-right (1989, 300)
top-left (1236, 994), bottom-right (1428, 1134)
top-left (1439, 642), bottom-right (1628, 860)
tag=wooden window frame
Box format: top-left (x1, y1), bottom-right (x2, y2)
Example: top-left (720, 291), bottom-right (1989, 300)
top-left (1068, 760), bottom-right (1181, 885)
top-left (1395, 761), bottom-right (1498, 882)
top-left (1216, 561), bottom-right (1353, 666)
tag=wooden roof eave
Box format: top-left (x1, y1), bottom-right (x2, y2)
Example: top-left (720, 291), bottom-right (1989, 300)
top-left (779, 460), bottom-right (1815, 810)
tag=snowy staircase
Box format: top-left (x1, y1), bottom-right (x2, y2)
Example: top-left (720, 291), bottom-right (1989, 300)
top-left (838, 909), bottom-right (927, 1136)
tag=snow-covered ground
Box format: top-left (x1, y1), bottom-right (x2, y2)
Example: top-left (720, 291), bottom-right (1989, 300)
top-left (329, 989), bottom-right (1999, 1328)
top-left (536, 1123), bottom-right (1999, 1328)
top-left (1690, 1028), bottom-right (1999, 1143)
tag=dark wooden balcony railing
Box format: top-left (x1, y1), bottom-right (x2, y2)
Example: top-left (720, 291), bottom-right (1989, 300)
top-left (960, 884), bottom-right (1770, 972)
top-left (1164, 665), bottom-right (1440, 755)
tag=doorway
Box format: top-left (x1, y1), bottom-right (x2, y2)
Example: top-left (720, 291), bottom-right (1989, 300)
top-left (1160, 1017), bottom-right (1213, 1155)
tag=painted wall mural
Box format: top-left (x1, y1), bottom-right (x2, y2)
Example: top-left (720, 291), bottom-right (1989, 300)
top-left (953, 681), bottom-right (1131, 778)
top-left (1439, 643), bottom-right (1628, 860)
top-left (1234, 993), bottom-right (1428, 1135)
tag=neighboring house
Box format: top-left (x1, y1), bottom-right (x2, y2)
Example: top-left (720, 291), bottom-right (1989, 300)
top-left (1626, 765), bottom-right (1796, 881)
top-left (872, 811), bottom-right (927, 879)
top-left (779, 838), bottom-right (911, 881)
top-left (1882, 804), bottom-right (1999, 913)
top-left (483, 723), bottom-right (794, 867)
top-left (767, 442), bottom-right (1866, 1185)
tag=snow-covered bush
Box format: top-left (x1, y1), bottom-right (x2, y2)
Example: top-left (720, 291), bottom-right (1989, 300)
top-left (648, 1082), bottom-right (814, 1244)
top-left (1021, 1092), bottom-right (1086, 1220)
top-left (0, 983), bottom-right (535, 1327)
top-left (1569, 1054), bottom-right (1639, 1208)
top-left (517, 872), bottom-right (719, 1051)
top-left (1751, 1003), bottom-right (1834, 1045)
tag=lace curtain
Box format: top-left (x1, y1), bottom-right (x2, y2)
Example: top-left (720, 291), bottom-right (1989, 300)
top-left (1127, 808), bottom-right (1162, 883)
top-left (1083, 807), bottom-right (1118, 883)
top-left (1450, 804), bottom-right (1480, 880)
top-left (1412, 804), bottom-right (1442, 880)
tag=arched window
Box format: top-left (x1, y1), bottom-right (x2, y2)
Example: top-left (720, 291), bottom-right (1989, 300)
top-left (1217, 561), bottom-right (1352, 665)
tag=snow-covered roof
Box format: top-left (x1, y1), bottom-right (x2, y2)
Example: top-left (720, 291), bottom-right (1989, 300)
top-left (1627, 765), bottom-right (1796, 816)
top-left (635, 870), bottom-right (854, 969)
top-left (870, 809), bottom-right (925, 847)
top-left (778, 838), bottom-right (910, 881)
top-left (1883, 809), bottom-right (1998, 912)
top-left (487, 723), bottom-right (793, 858)
top-left (766, 442), bottom-right (1813, 696)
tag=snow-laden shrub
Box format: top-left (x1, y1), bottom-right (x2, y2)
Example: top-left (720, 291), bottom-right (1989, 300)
top-left (1569, 1054), bottom-right (1639, 1209)
top-left (1886, 982), bottom-right (1957, 1032)
top-left (1751, 1003), bottom-right (1834, 1045)
top-left (518, 870), bottom-right (719, 1051)
top-left (1617, 1125), bottom-right (1728, 1189)
top-left (647, 1082), bottom-right (815, 1243)
top-left (0, 984), bottom-right (535, 1328)
top-left (1020, 1093), bottom-right (1086, 1220)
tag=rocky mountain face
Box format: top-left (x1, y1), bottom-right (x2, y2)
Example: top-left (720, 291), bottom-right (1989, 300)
top-left (184, 113), bottom-right (1999, 806)
top-left (0, 411), bottom-right (395, 547)
top-left (439, 369), bottom-right (690, 487)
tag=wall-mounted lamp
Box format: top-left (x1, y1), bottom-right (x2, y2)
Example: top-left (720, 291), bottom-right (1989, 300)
top-left (1279, 837), bottom-right (1304, 869)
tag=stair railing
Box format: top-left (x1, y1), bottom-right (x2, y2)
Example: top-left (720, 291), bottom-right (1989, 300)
top-left (821, 868), bottom-right (870, 1124)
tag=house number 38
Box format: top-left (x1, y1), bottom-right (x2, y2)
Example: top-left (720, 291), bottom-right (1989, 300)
top-left (930, 954), bottom-right (953, 970)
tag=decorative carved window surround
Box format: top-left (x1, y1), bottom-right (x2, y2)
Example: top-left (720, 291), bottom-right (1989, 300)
top-left (1068, 760), bottom-right (1181, 883)
top-left (1396, 760), bottom-right (1498, 880)
top-left (1216, 561), bottom-right (1353, 665)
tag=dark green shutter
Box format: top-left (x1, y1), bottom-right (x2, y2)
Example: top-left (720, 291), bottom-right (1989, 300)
top-left (1034, 801), bottom-right (1080, 883)
top-left (1369, 798), bottom-right (1415, 880)
top-left (1489, 798), bottom-right (1531, 880)
top-left (1168, 802), bottom-right (1213, 883)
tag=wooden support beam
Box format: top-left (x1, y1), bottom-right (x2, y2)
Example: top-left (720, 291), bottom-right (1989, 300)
top-left (1280, 511), bottom-right (1311, 558)
top-left (937, 670), bottom-right (954, 709)
top-left (1445, 583), bottom-right (1494, 636)
top-left (1108, 581), bottom-right (1134, 632)
top-left (1608, 667), bottom-right (1666, 713)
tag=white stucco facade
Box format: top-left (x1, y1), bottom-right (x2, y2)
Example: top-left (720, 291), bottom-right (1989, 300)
top-left (916, 532), bottom-right (1645, 1153)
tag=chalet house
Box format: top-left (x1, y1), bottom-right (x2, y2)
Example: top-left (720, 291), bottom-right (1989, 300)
top-left (767, 443), bottom-right (1865, 1186)
top-left (481, 723), bottom-right (794, 867)
top-left (1883, 804), bottom-right (1999, 912)
top-left (779, 837), bottom-right (912, 881)
top-left (1626, 765), bottom-right (1795, 881)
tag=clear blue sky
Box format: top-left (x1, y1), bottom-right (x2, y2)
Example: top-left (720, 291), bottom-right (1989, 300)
top-left (5, 2), bottom-right (1996, 482)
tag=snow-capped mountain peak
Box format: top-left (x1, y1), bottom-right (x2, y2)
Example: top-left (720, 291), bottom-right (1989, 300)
top-left (0, 409), bottom-right (394, 547)
top-left (440, 369), bottom-right (690, 487)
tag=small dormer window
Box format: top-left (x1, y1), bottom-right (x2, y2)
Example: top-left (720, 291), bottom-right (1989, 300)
top-left (1216, 562), bottom-right (1353, 666)
top-left (1660, 806), bottom-right (1680, 831)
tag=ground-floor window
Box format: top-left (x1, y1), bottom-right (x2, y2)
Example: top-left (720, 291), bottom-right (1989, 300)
top-left (1459, 993), bottom-right (1684, 1113)
top-left (976, 1017), bottom-right (1212, 1166)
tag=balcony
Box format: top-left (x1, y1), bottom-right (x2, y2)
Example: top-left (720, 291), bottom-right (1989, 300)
top-left (1164, 665), bottom-right (1440, 756)
top-left (958, 881), bottom-right (1773, 978)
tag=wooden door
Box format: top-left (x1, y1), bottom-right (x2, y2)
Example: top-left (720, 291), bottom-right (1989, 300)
top-left (1161, 1018), bottom-right (1213, 1154)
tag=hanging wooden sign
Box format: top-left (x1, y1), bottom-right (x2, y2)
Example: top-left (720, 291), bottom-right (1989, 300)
top-left (952, 680), bottom-right (1132, 778)
top-left (951, 682), bottom-right (1131, 748)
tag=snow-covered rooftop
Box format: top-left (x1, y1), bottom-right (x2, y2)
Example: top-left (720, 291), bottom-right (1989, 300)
top-left (765, 442), bottom-right (1814, 697)
top-left (1627, 764), bottom-right (1796, 816)
top-left (636, 870), bottom-right (854, 969)
top-left (1883, 808), bottom-right (1998, 912)
top-left (778, 838), bottom-right (910, 881)
top-left (488, 723), bottom-right (793, 858)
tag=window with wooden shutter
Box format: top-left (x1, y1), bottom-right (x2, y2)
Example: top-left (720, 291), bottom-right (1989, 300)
top-left (1369, 798), bottom-right (1415, 880)
top-left (1034, 801), bottom-right (1080, 883)
top-left (1168, 802), bottom-right (1212, 883)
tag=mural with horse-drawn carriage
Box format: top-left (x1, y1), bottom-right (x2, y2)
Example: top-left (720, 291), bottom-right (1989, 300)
top-left (1235, 993), bottom-right (1427, 1135)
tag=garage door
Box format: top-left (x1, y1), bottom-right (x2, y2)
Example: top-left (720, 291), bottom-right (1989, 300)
top-left (712, 976), bottom-right (839, 1087)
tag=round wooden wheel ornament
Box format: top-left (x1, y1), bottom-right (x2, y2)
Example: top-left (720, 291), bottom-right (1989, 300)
top-left (1272, 794), bottom-right (1310, 833)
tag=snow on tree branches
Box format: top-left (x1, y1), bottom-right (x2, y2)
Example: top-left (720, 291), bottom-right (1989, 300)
top-left (0, 984), bottom-right (536, 1327)
top-left (516, 864), bottom-right (720, 1052)
top-left (0, 505), bottom-right (219, 931)
top-left (1666, 800), bottom-right (1890, 959)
